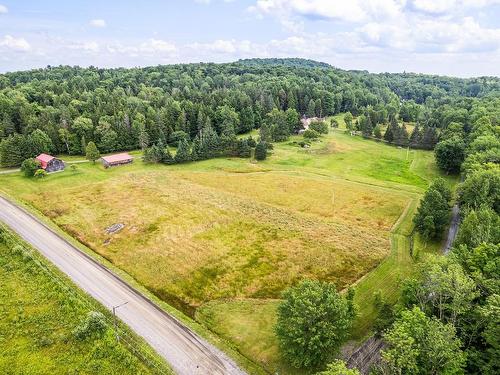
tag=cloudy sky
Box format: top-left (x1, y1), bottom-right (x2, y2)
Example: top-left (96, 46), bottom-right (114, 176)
top-left (1, 0), bottom-right (499, 77)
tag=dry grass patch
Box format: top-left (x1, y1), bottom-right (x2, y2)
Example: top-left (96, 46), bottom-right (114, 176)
top-left (21, 168), bottom-right (407, 315)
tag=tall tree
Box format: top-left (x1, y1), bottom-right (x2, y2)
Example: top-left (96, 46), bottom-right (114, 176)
top-left (85, 141), bottom-right (100, 164)
top-left (275, 280), bottom-right (355, 368)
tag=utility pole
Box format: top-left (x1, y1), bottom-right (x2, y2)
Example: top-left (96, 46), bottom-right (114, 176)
top-left (112, 301), bottom-right (128, 342)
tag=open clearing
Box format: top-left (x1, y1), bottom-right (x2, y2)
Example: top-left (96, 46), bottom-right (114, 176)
top-left (0, 130), bottom-right (455, 373)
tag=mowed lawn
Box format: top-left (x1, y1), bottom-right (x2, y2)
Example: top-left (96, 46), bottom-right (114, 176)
top-left (0, 130), bottom-right (454, 373)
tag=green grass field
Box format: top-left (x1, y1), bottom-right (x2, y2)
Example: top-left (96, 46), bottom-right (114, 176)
top-left (0, 127), bottom-right (456, 374)
top-left (0, 225), bottom-right (170, 375)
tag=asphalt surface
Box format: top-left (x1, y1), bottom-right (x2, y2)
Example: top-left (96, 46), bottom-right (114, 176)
top-left (0, 196), bottom-right (245, 375)
top-left (444, 204), bottom-right (460, 254)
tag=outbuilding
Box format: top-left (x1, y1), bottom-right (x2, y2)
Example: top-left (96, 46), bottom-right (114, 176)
top-left (101, 153), bottom-right (133, 168)
top-left (35, 153), bottom-right (65, 172)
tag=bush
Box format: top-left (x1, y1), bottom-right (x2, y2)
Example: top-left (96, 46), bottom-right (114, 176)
top-left (247, 136), bottom-right (257, 148)
top-left (21, 158), bottom-right (41, 177)
top-left (254, 142), bottom-right (267, 160)
top-left (73, 311), bottom-right (108, 340)
top-left (275, 280), bottom-right (355, 368)
top-left (34, 169), bottom-right (47, 178)
top-left (330, 119), bottom-right (339, 128)
top-left (303, 129), bottom-right (320, 140)
top-left (309, 121), bottom-right (329, 134)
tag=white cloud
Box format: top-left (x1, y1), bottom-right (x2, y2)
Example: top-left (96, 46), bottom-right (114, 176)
top-left (89, 19), bottom-right (107, 28)
top-left (411, 0), bottom-right (500, 14)
top-left (68, 41), bottom-right (100, 52)
top-left (0, 35), bottom-right (31, 51)
top-left (0, 4), bottom-right (7, 14)
top-left (140, 39), bottom-right (177, 53)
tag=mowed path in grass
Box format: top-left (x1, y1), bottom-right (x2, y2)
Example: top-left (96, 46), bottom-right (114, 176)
top-left (0, 130), bottom-right (453, 374)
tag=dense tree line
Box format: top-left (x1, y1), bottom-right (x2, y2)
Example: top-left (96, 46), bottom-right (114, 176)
top-left (1, 58), bottom-right (498, 167)
top-left (377, 103), bottom-right (499, 374)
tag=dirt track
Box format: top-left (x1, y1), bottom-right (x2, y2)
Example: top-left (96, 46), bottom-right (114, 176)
top-left (0, 196), bottom-right (245, 375)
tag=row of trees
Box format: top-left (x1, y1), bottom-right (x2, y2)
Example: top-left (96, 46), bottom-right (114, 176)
top-left (2, 59), bottom-right (497, 167)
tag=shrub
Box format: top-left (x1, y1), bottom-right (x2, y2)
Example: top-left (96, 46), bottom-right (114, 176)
top-left (303, 129), bottom-right (320, 140)
top-left (21, 158), bottom-right (41, 177)
top-left (330, 119), bottom-right (339, 128)
top-left (255, 142), bottom-right (267, 160)
top-left (34, 169), bottom-right (47, 178)
top-left (247, 136), bottom-right (257, 148)
top-left (309, 121), bottom-right (329, 134)
top-left (73, 311), bottom-right (108, 340)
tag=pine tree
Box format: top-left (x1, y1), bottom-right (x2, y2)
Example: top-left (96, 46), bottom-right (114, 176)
top-left (163, 146), bottom-right (174, 165)
top-left (409, 125), bottom-right (422, 149)
top-left (238, 139), bottom-right (252, 158)
top-left (361, 115), bottom-right (373, 138)
top-left (174, 138), bottom-right (191, 163)
top-left (255, 142), bottom-right (267, 160)
top-left (421, 126), bottom-right (439, 150)
top-left (395, 124), bottom-right (409, 147)
top-left (287, 89), bottom-right (297, 110)
top-left (139, 128), bottom-right (150, 150)
top-left (307, 99), bottom-right (316, 118)
top-left (191, 134), bottom-right (202, 161)
top-left (373, 124), bottom-right (382, 139)
top-left (85, 141), bottom-right (100, 164)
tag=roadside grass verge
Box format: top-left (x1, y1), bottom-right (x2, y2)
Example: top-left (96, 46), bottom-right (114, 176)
top-left (0, 224), bottom-right (172, 375)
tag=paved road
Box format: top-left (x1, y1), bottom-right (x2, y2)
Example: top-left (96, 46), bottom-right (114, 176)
top-left (0, 168), bottom-right (20, 174)
top-left (0, 196), bottom-right (245, 375)
top-left (444, 204), bottom-right (460, 254)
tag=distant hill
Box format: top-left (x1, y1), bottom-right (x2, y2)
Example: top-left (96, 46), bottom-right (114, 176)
top-left (236, 58), bottom-right (332, 69)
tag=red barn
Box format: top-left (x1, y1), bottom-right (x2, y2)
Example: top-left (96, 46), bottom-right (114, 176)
top-left (35, 154), bottom-right (65, 172)
top-left (101, 153), bottom-right (133, 168)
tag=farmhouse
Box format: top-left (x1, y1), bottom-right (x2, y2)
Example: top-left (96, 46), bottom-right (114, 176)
top-left (300, 116), bottom-right (325, 132)
top-left (35, 153), bottom-right (65, 172)
top-left (101, 153), bottom-right (133, 168)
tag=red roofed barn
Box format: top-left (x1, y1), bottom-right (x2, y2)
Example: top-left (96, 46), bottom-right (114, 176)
top-left (101, 152), bottom-right (133, 168)
top-left (35, 153), bottom-right (65, 172)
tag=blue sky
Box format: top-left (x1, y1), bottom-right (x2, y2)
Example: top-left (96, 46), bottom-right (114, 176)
top-left (0, 0), bottom-right (499, 76)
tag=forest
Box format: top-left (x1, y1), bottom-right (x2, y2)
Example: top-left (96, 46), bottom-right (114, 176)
top-left (0, 58), bottom-right (499, 167)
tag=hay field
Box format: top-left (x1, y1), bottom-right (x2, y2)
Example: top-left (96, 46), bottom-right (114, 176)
top-left (0, 130), bottom-right (453, 373)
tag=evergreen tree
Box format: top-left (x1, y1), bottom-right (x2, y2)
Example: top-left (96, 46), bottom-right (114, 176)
top-left (237, 139), bottom-right (251, 158)
top-left (174, 138), bottom-right (191, 163)
top-left (85, 141), bottom-right (100, 164)
top-left (138, 128), bottom-right (150, 150)
top-left (421, 126), bottom-right (439, 150)
top-left (373, 124), bottom-right (382, 139)
top-left (384, 123), bottom-right (394, 143)
top-left (255, 142), bottom-right (267, 160)
top-left (361, 114), bottom-right (373, 138)
top-left (409, 125), bottom-right (422, 148)
top-left (307, 99), bottom-right (316, 117)
top-left (344, 112), bottom-right (353, 131)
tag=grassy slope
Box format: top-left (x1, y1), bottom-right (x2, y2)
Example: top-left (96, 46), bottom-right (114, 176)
top-left (0, 227), bottom-right (170, 375)
top-left (0, 126), bottom-right (456, 374)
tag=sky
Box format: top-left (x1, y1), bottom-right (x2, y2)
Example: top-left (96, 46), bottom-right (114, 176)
top-left (0, 0), bottom-right (499, 77)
